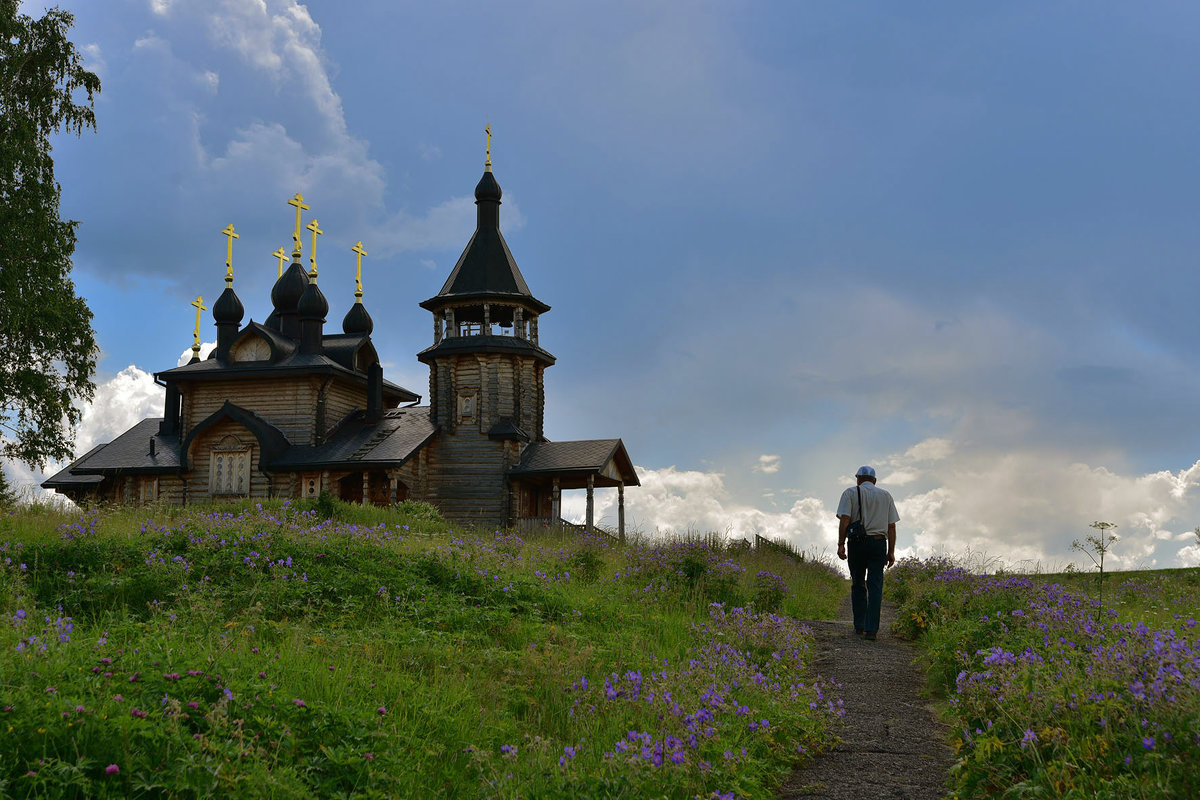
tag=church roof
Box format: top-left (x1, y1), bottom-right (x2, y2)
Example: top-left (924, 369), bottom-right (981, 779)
top-left (416, 333), bottom-right (556, 365)
top-left (157, 345), bottom-right (419, 404)
top-left (42, 418), bottom-right (181, 483)
top-left (273, 406), bottom-right (437, 469)
top-left (509, 439), bottom-right (640, 488)
top-left (420, 167), bottom-right (550, 314)
top-left (41, 444), bottom-right (110, 488)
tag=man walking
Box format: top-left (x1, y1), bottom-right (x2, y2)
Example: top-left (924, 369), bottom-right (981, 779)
top-left (836, 466), bottom-right (898, 641)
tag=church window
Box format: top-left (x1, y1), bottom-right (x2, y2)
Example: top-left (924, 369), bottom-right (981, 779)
top-left (140, 477), bottom-right (158, 503)
top-left (301, 473), bottom-right (320, 498)
top-left (210, 435), bottom-right (250, 496)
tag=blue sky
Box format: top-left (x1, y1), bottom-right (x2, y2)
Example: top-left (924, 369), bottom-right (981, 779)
top-left (9, 0), bottom-right (1200, 570)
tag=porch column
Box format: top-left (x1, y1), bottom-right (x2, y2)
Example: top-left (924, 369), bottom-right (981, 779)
top-left (362, 472), bottom-right (370, 504)
top-left (551, 477), bottom-right (561, 523)
top-left (321, 470), bottom-right (330, 497)
top-left (618, 481), bottom-right (626, 543)
top-left (389, 472), bottom-right (399, 504)
top-left (586, 474), bottom-right (594, 531)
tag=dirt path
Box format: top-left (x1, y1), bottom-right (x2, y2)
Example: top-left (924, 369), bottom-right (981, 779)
top-left (778, 597), bottom-right (957, 800)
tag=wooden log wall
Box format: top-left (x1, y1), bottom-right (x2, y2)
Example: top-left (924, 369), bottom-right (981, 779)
top-left (422, 429), bottom-right (509, 527)
top-left (417, 349), bottom-right (552, 528)
top-left (157, 475), bottom-right (186, 505)
top-left (183, 418), bottom-right (270, 503)
top-left (323, 378), bottom-right (367, 438)
top-left (181, 377), bottom-right (318, 445)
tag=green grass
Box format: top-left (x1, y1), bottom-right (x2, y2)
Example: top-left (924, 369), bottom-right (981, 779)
top-left (888, 557), bottom-right (1200, 799)
top-left (0, 500), bottom-right (844, 798)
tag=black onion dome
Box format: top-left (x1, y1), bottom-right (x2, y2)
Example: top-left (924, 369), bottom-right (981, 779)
top-left (297, 280), bottom-right (328, 319)
top-left (264, 308), bottom-right (281, 330)
top-left (475, 170), bottom-right (502, 202)
top-left (212, 286), bottom-right (244, 325)
top-left (342, 301), bottom-right (374, 335)
top-left (271, 261), bottom-right (309, 313)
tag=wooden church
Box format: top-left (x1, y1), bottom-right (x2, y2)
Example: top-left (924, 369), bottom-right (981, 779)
top-left (44, 141), bottom-right (639, 535)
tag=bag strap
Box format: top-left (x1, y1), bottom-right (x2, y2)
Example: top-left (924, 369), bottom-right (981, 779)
top-left (856, 484), bottom-right (865, 526)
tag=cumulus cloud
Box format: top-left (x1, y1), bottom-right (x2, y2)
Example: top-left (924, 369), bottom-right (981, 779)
top-left (178, 342), bottom-right (216, 367)
top-left (753, 454), bottom-right (781, 474)
top-left (891, 447), bottom-right (1200, 571)
top-left (1178, 541), bottom-right (1200, 567)
top-left (71, 0), bottom-right (477, 297)
top-left (561, 465), bottom-right (838, 557)
top-left (74, 367), bottom-right (164, 455)
top-left (557, 435), bottom-right (1200, 575)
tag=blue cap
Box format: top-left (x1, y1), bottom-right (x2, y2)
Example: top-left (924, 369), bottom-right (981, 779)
top-left (855, 465), bottom-right (876, 478)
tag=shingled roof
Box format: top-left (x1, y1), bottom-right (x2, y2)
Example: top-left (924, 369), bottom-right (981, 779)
top-left (157, 348), bottom-right (419, 404)
top-left (273, 406), bottom-right (437, 469)
top-left (417, 333), bottom-right (555, 366)
top-left (41, 444), bottom-right (110, 488)
top-left (41, 419), bottom-right (182, 489)
top-left (419, 167), bottom-right (549, 314)
top-left (509, 439), bottom-right (639, 489)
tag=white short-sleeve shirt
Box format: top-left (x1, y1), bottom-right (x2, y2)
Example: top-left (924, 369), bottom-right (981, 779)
top-left (836, 482), bottom-right (899, 536)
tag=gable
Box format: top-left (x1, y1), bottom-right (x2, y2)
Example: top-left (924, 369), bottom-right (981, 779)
top-left (230, 333), bottom-right (272, 362)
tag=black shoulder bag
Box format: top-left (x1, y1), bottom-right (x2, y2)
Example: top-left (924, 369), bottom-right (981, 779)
top-left (846, 484), bottom-right (868, 541)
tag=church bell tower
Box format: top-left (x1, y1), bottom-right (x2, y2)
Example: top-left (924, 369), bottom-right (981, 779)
top-left (416, 130), bottom-right (555, 523)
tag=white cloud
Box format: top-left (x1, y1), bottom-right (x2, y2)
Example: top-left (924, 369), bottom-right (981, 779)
top-left (1178, 542), bottom-right (1200, 567)
top-left (178, 342), bottom-right (216, 367)
top-left (753, 454), bottom-right (780, 474)
top-left (73, 366), bottom-right (164, 456)
top-left (901, 438), bottom-right (954, 463)
top-left (82, 43), bottom-right (106, 78)
top-left (559, 434), bottom-right (1200, 575)
top-left (561, 465), bottom-right (839, 557)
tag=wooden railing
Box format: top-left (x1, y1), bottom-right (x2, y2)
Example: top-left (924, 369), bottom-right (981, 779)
top-left (754, 533), bottom-right (806, 562)
top-left (512, 516), bottom-right (617, 539)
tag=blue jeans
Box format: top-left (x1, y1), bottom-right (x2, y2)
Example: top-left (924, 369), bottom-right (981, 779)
top-left (848, 537), bottom-right (887, 633)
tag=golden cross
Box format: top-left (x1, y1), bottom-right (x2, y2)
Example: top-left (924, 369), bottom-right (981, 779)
top-left (272, 247), bottom-right (287, 278)
top-left (190, 295), bottom-right (207, 352)
top-left (221, 223), bottom-right (239, 284)
top-left (351, 241), bottom-right (367, 298)
top-left (306, 218), bottom-right (323, 278)
top-left (287, 193), bottom-right (309, 255)
top-left (485, 123), bottom-right (492, 170)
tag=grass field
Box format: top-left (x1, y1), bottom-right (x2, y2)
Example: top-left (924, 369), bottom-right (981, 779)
top-left (888, 558), bottom-right (1200, 799)
top-left (0, 500), bottom-right (845, 799)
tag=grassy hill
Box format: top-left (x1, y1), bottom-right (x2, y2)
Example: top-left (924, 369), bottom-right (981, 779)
top-left (0, 501), bottom-right (844, 798)
top-left (888, 558), bottom-right (1200, 798)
